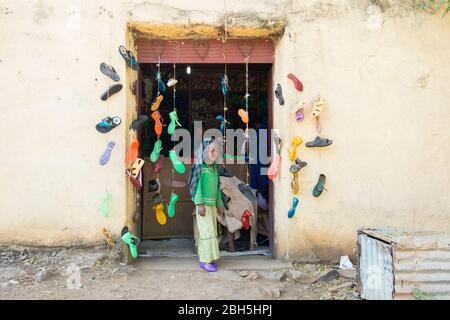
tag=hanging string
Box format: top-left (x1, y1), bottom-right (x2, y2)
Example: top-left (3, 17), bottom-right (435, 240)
top-left (222, 51), bottom-right (228, 166)
top-left (155, 57), bottom-right (161, 183)
top-left (171, 63), bottom-right (176, 195)
top-left (244, 56), bottom-right (250, 185)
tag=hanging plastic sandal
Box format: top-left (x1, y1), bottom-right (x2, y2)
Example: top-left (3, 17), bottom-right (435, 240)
top-left (100, 63), bottom-right (120, 82)
top-left (290, 157), bottom-right (308, 173)
top-left (130, 115), bottom-right (149, 131)
top-left (99, 192), bottom-right (112, 218)
top-left (221, 75), bottom-right (230, 96)
top-left (155, 203), bottom-right (167, 225)
top-left (100, 84), bottom-right (123, 101)
top-left (291, 171), bottom-right (299, 194)
top-left (102, 228), bottom-right (115, 248)
top-left (156, 72), bottom-right (166, 93)
top-left (288, 136), bottom-right (303, 161)
top-left (167, 78), bottom-right (178, 87)
top-left (151, 94), bottom-right (164, 112)
top-left (121, 226), bottom-right (140, 258)
top-left (118, 45), bottom-right (138, 70)
top-left (168, 110), bottom-right (182, 135)
top-left (241, 210), bottom-right (252, 230)
top-left (311, 95), bottom-right (327, 118)
top-left (305, 136), bottom-right (333, 148)
top-left (148, 179), bottom-right (160, 193)
top-left (268, 133), bottom-right (282, 180)
top-left (238, 109), bottom-right (249, 124)
top-left (275, 84), bottom-right (285, 105)
top-left (125, 138), bottom-right (139, 165)
top-left (169, 150), bottom-right (186, 174)
top-left (313, 174), bottom-right (327, 197)
top-left (130, 158), bottom-right (145, 179)
top-left (167, 193), bottom-right (179, 218)
top-left (288, 196), bottom-right (299, 219)
top-left (153, 155), bottom-right (164, 173)
top-left (96, 116), bottom-right (121, 134)
top-left (216, 115), bottom-right (230, 135)
top-left (287, 73), bottom-right (304, 92)
top-left (128, 170), bottom-right (142, 190)
top-left (100, 141), bottom-right (116, 166)
top-left (151, 111), bottom-right (163, 136)
top-left (150, 139), bottom-right (163, 163)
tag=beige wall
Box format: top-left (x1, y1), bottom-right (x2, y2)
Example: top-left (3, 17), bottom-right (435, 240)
top-left (0, 0), bottom-right (449, 261)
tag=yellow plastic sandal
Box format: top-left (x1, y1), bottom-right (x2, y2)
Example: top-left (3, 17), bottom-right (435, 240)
top-left (155, 203), bottom-right (167, 225)
top-left (151, 94), bottom-right (164, 111)
top-left (288, 136), bottom-right (303, 161)
top-left (291, 172), bottom-right (299, 194)
top-left (311, 95), bottom-right (327, 118)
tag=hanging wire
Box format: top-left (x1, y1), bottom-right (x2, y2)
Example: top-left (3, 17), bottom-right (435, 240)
top-left (244, 56), bottom-right (250, 185)
top-left (171, 63), bottom-right (176, 195)
top-left (222, 51), bottom-right (228, 166)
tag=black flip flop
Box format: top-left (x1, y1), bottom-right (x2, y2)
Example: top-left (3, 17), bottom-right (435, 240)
top-left (100, 63), bottom-right (120, 82)
top-left (148, 179), bottom-right (159, 193)
top-left (119, 45), bottom-right (138, 70)
top-left (130, 115), bottom-right (149, 130)
top-left (100, 84), bottom-right (123, 101)
top-left (305, 136), bottom-right (333, 148)
top-left (153, 193), bottom-right (162, 205)
top-left (275, 84), bottom-right (285, 105)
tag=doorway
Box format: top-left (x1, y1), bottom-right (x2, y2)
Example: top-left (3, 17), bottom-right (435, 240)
top-left (134, 39), bottom-right (275, 257)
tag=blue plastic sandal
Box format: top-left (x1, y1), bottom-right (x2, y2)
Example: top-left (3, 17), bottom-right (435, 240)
top-left (288, 196), bottom-right (299, 219)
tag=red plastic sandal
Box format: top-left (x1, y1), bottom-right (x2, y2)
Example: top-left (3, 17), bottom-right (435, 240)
top-left (287, 73), bottom-right (304, 92)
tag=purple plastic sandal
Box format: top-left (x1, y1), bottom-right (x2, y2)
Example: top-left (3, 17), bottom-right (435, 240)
top-left (199, 262), bottom-right (217, 272)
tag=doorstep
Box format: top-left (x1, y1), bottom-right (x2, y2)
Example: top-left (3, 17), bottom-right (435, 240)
top-left (133, 256), bottom-right (289, 271)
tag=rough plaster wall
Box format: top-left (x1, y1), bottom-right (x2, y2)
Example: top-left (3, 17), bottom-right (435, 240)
top-left (273, 1), bottom-right (450, 262)
top-left (0, 0), bottom-right (449, 262)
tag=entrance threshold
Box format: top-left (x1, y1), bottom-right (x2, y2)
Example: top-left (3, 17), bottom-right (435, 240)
top-left (139, 238), bottom-right (271, 258)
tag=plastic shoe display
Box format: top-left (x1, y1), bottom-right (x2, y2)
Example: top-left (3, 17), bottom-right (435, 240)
top-left (151, 95), bottom-right (164, 112)
top-left (100, 84), bottom-right (123, 101)
top-left (288, 136), bottom-right (303, 161)
top-left (119, 45), bottom-right (138, 70)
top-left (100, 63), bottom-right (120, 82)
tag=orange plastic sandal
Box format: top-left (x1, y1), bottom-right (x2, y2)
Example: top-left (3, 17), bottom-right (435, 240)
top-left (125, 138), bottom-right (139, 165)
top-left (238, 109), bottom-right (249, 124)
top-left (151, 111), bottom-right (163, 137)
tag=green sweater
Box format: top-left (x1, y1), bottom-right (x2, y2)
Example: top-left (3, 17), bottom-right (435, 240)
top-left (193, 162), bottom-right (223, 207)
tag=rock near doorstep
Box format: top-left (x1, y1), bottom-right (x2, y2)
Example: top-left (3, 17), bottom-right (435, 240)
top-left (316, 269), bottom-right (340, 283)
top-left (258, 271), bottom-right (284, 281)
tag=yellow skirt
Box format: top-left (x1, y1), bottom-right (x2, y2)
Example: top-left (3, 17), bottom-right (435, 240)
top-left (196, 205), bottom-right (220, 263)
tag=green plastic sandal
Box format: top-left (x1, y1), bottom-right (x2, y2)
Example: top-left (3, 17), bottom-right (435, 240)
top-left (168, 110), bottom-right (182, 135)
top-left (150, 139), bottom-right (163, 163)
top-left (169, 150), bottom-right (186, 174)
top-left (168, 193), bottom-right (179, 218)
top-left (121, 226), bottom-right (140, 259)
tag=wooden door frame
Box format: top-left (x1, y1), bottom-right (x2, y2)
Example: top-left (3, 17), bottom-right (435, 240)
top-left (131, 37), bottom-right (277, 258)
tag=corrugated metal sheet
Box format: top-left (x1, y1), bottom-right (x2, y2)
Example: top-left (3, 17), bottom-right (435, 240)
top-left (358, 234), bottom-right (394, 300)
top-left (136, 38), bottom-right (275, 64)
top-left (358, 228), bottom-right (450, 300)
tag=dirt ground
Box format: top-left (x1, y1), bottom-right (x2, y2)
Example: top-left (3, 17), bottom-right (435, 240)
top-left (0, 246), bottom-right (360, 300)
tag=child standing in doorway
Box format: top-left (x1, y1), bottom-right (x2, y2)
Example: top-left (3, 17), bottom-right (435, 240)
top-left (188, 138), bottom-right (224, 272)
